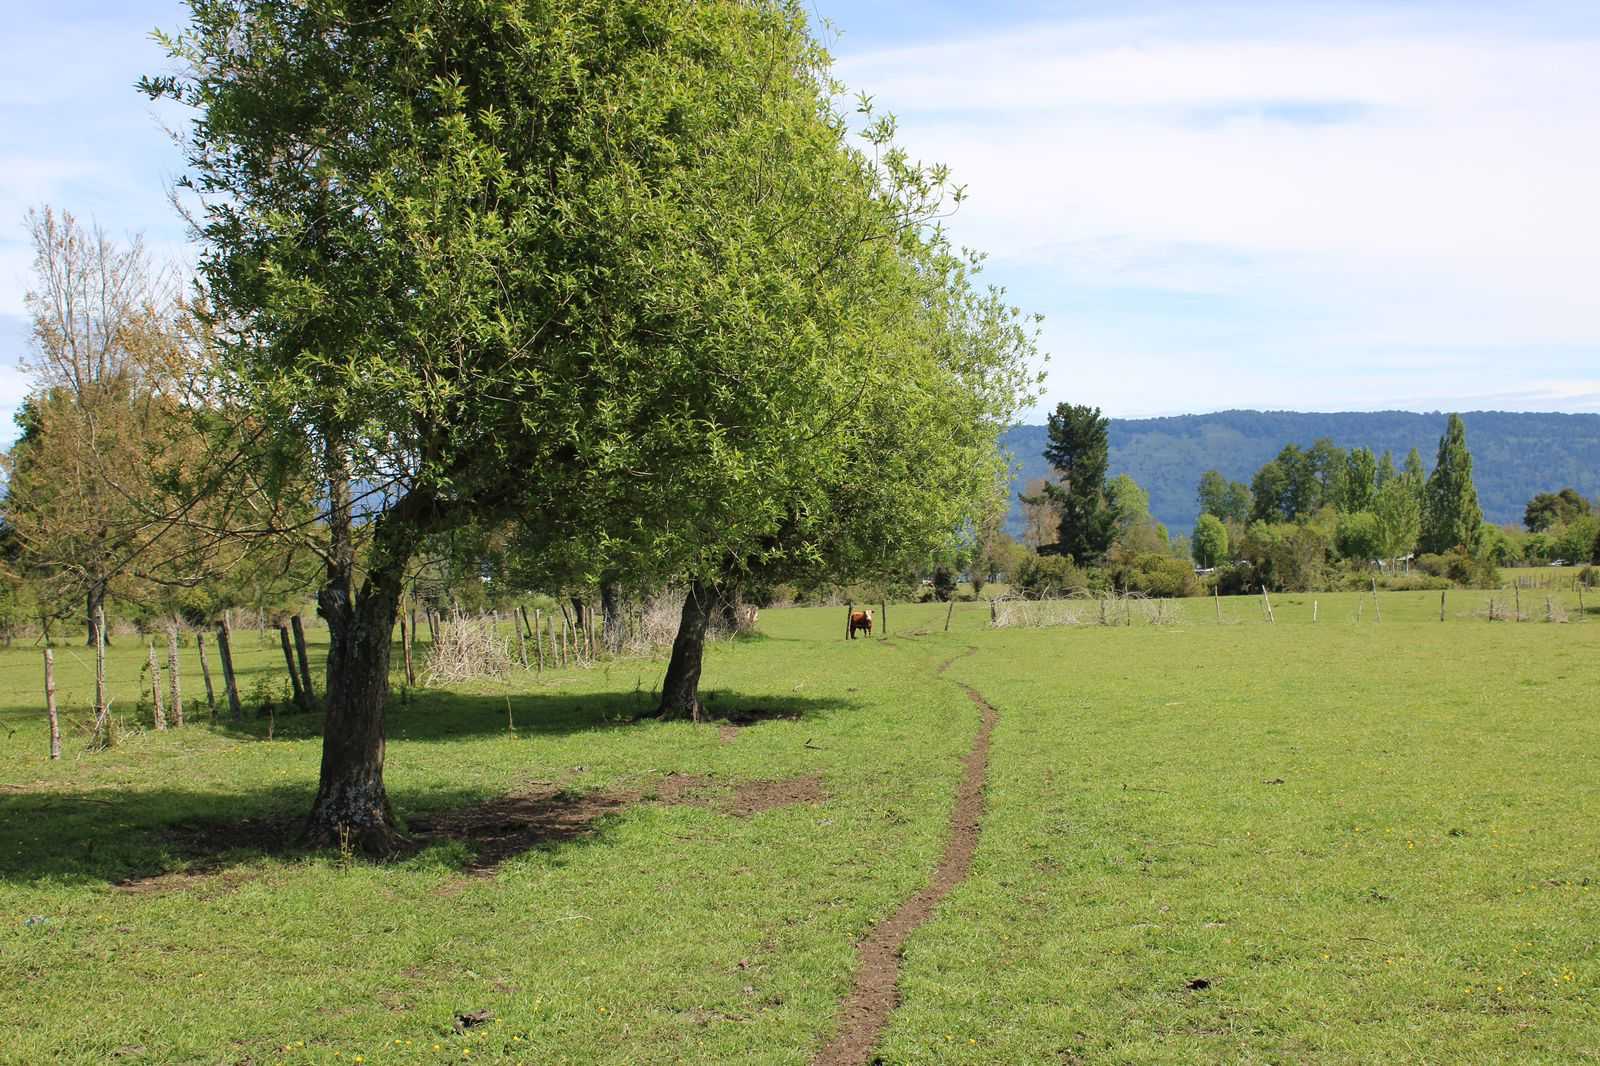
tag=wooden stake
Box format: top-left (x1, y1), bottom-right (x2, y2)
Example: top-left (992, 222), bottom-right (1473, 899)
top-left (844, 602), bottom-right (854, 640)
top-left (534, 608), bottom-right (544, 673)
top-left (1514, 583), bottom-right (1521, 621)
top-left (279, 624), bottom-right (305, 709)
top-left (44, 648), bottom-right (60, 760)
top-left (1313, 600), bottom-right (1319, 623)
top-left (217, 617), bottom-right (244, 722)
top-left (1371, 578), bottom-right (1381, 624)
top-left (1440, 589), bottom-right (1447, 622)
top-left (196, 631), bottom-right (216, 713)
top-left (515, 608), bottom-right (528, 667)
top-left (148, 641), bottom-right (167, 730)
top-left (93, 604), bottom-right (109, 743)
top-left (944, 598), bottom-right (956, 632)
top-left (167, 626), bottom-right (183, 727)
top-left (1260, 586), bottom-right (1275, 624)
top-left (880, 598), bottom-right (888, 638)
top-left (400, 608), bottom-right (415, 686)
top-left (291, 615), bottom-right (315, 706)
top-left (1214, 585), bottom-right (1222, 624)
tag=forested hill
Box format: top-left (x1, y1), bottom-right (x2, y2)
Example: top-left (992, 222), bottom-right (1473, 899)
top-left (1001, 410), bottom-right (1600, 536)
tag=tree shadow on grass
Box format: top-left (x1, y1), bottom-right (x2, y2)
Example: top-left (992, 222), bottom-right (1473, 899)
top-left (0, 779), bottom-right (639, 890)
top-left (207, 684), bottom-right (847, 745)
top-left (0, 687), bottom-right (855, 889)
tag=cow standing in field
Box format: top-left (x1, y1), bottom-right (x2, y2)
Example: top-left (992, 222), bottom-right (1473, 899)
top-left (848, 608), bottom-right (873, 639)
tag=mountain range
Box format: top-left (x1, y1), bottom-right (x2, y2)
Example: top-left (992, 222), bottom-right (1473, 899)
top-left (1000, 410), bottom-right (1600, 538)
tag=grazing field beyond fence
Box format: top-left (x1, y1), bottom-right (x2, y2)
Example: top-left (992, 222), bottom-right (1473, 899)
top-left (1, 593), bottom-right (1596, 1063)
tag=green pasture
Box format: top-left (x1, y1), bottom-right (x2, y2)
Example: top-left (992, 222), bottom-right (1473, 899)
top-left (1, 592), bottom-right (1596, 1063)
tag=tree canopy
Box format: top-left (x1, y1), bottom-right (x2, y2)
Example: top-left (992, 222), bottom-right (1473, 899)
top-left (145, 0), bottom-right (1040, 846)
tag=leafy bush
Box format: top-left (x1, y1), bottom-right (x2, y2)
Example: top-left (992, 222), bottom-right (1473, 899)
top-left (1108, 551), bottom-right (1200, 598)
top-left (1416, 549), bottom-right (1501, 589)
top-left (1012, 553), bottom-right (1086, 598)
top-left (1334, 511), bottom-right (1382, 563)
top-left (1209, 561), bottom-right (1259, 596)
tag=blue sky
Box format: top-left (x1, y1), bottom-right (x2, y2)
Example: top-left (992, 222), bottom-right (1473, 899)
top-left (4, 1), bottom-right (1600, 442)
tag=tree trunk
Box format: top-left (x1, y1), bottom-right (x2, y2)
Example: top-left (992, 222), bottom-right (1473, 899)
top-left (303, 456), bottom-right (423, 854)
top-left (86, 583), bottom-right (107, 647)
top-left (658, 580), bottom-right (714, 720)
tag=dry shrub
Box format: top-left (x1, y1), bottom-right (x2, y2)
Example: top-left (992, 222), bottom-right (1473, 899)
top-left (990, 589), bottom-right (1186, 629)
top-left (990, 597), bottom-right (1085, 628)
top-left (424, 614), bottom-right (516, 684)
top-left (1141, 598), bottom-right (1186, 626)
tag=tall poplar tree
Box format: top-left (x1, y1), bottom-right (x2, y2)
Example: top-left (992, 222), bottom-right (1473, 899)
top-left (1421, 414), bottom-right (1484, 554)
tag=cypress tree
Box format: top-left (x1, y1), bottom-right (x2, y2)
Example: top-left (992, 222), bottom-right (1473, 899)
top-left (1421, 414), bottom-right (1483, 554)
top-left (1023, 403), bottom-right (1116, 564)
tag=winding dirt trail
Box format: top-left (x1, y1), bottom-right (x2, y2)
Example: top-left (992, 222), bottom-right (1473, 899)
top-left (813, 652), bottom-right (997, 1066)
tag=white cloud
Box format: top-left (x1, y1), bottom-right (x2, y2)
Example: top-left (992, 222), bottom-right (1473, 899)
top-left (836, 10), bottom-right (1600, 414)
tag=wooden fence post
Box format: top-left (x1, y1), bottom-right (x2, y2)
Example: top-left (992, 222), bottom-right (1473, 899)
top-left (217, 617), bottom-right (244, 722)
top-left (1440, 589), bottom-right (1447, 622)
top-left (279, 624), bottom-right (305, 709)
top-left (844, 602), bottom-right (853, 640)
top-left (1313, 600), bottom-right (1319, 623)
top-left (167, 625), bottom-right (183, 728)
top-left (290, 615), bottom-right (315, 706)
top-left (1371, 578), bottom-right (1381, 624)
top-left (399, 608), bottom-right (414, 686)
top-left (1214, 585), bottom-right (1221, 624)
top-left (534, 608), bottom-right (544, 673)
top-left (196, 631), bottom-right (217, 713)
top-left (44, 649), bottom-right (60, 760)
top-left (515, 608), bottom-right (528, 667)
top-left (944, 598), bottom-right (956, 632)
top-left (880, 598), bottom-right (888, 638)
top-left (148, 641), bottom-right (167, 730)
top-left (1260, 586), bottom-right (1275, 624)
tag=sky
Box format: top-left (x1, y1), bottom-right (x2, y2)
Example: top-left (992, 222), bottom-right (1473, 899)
top-left (3, 1), bottom-right (1600, 442)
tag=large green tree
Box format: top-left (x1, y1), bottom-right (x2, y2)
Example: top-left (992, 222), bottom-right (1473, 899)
top-left (1421, 414), bottom-right (1484, 555)
top-left (1192, 513), bottom-right (1229, 568)
top-left (1373, 471), bottom-right (1422, 567)
top-left (1341, 447), bottom-right (1378, 513)
top-left (147, 0), bottom-right (975, 847)
top-left (1026, 403), bottom-right (1116, 564)
top-left (1197, 468), bottom-right (1251, 524)
top-left (1524, 488), bottom-right (1591, 532)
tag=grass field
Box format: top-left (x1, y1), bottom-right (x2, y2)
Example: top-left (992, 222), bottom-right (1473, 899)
top-left (2, 591), bottom-right (1596, 1063)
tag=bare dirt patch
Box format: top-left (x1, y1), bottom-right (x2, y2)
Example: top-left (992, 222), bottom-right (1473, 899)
top-left (726, 775), bottom-right (826, 816)
top-left (644, 772), bottom-right (826, 818)
top-left (113, 867), bottom-right (255, 897)
top-left (812, 683), bottom-right (997, 1066)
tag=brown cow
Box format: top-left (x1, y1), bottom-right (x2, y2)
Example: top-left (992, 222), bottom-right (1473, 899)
top-left (848, 609), bottom-right (873, 639)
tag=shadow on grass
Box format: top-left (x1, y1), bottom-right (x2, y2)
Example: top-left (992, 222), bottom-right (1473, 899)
top-left (204, 684), bottom-right (842, 745)
top-left (0, 687), bottom-right (855, 888)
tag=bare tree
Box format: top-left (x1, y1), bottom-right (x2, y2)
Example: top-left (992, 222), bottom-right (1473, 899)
top-left (1018, 477), bottom-right (1056, 551)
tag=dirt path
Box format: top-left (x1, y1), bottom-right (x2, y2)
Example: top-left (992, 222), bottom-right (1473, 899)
top-left (813, 663), bottom-right (997, 1066)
